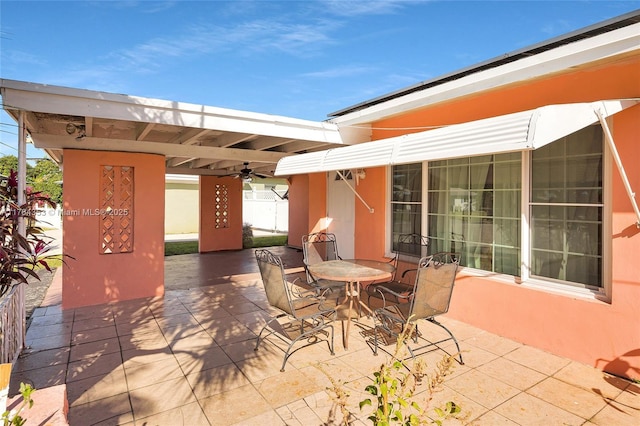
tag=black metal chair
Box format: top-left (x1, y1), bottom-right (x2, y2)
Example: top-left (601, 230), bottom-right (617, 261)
top-left (302, 232), bottom-right (345, 296)
top-left (372, 253), bottom-right (463, 365)
top-left (365, 233), bottom-right (429, 307)
top-left (254, 249), bottom-right (336, 371)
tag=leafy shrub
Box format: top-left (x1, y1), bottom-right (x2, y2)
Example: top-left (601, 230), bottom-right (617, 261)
top-left (242, 223), bottom-right (253, 249)
top-left (320, 322), bottom-right (462, 425)
top-left (0, 170), bottom-right (69, 297)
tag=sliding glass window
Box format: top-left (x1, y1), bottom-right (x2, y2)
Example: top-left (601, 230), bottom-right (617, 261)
top-left (391, 163), bottom-right (422, 255)
top-left (427, 153), bottom-right (521, 274)
top-left (530, 125), bottom-right (603, 288)
top-left (390, 124), bottom-right (606, 291)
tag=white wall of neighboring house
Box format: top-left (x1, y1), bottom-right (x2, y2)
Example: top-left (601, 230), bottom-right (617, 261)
top-left (165, 174), bottom-right (288, 235)
top-left (165, 175), bottom-right (200, 234)
top-left (242, 184), bottom-right (289, 232)
top-left (34, 175), bottom-right (289, 235)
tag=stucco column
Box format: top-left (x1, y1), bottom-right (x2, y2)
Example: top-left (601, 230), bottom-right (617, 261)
top-left (199, 175), bottom-right (243, 252)
top-left (61, 150), bottom-right (165, 308)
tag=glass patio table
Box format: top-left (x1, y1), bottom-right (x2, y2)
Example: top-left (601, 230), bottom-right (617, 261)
top-left (307, 259), bottom-right (395, 349)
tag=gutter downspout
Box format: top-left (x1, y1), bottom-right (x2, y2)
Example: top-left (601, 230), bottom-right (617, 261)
top-left (335, 170), bottom-right (374, 213)
top-left (595, 108), bottom-right (640, 228)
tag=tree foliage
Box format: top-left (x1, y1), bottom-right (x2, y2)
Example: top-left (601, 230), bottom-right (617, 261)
top-left (29, 159), bottom-right (63, 204)
top-left (0, 156), bottom-right (62, 204)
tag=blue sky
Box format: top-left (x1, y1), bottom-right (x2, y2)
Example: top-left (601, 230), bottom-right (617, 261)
top-left (1, 0), bottom-right (639, 159)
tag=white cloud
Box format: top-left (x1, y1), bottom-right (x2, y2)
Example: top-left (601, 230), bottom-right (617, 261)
top-left (1, 50), bottom-right (48, 67)
top-left (319, 0), bottom-right (416, 17)
top-left (302, 65), bottom-right (376, 79)
top-left (106, 16), bottom-right (341, 70)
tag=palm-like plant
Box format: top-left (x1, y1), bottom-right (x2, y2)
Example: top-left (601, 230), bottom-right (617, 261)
top-left (0, 170), bottom-right (67, 298)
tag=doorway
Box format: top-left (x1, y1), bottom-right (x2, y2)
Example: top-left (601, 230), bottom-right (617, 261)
top-left (327, 170), bottom-right (355, 258)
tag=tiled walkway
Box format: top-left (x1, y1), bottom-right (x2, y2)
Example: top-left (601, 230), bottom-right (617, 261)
top-left (9, 248), bottom-right (640, 425)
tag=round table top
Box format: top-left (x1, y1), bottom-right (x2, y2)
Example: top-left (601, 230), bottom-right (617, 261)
top-left (307, 259), bottom-right (394, 282)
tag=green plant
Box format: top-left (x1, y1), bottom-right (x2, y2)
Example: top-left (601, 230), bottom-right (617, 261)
top-left (242, 223), bottom-right (253, 249)
top-left (321, 321), bottom-right (461, 425)
top-left (2, 383), bottom-right (35, 425)
top-left (0, 170), bottom-right (70, 297)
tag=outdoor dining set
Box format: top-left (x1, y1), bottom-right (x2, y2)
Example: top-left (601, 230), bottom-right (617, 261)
top-left (253, 232), bottom-right (464, 372)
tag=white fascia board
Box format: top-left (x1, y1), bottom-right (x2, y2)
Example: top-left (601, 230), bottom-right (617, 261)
top-left (330, 24), bottom-right (640, 128)
top-left (0, 79), bottom-right (343, 144)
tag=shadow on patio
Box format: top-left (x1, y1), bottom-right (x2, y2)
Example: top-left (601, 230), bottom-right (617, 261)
top-left (8, 246), bottom-right (640, 425)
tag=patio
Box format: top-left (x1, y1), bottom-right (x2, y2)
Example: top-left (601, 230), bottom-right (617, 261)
top-left (7, 247), bottom-right (639, 425)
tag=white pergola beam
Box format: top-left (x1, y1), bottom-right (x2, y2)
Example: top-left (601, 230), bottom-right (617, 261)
top-left (33, 134), bottom-right (290, 163)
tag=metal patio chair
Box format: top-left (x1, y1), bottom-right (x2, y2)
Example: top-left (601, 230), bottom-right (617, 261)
top-left (302, 232), bottom-right (345, 296)
top-left (365, 233), bottom-right (429, 307)
top-left (254, 249), bottom-right (336, 371)
top-left (371, 253), bottom-right (464, 364)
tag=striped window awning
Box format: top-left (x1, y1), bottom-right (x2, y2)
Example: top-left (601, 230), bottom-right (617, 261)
top-left (275, 100), bottom-right (637, 176)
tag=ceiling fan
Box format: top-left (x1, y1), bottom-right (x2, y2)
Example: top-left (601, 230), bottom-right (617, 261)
top-left (222, 162), bottom-right (271, 181)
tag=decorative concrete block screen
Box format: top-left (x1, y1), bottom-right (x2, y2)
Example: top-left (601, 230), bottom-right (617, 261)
top-left (100, 165), bottom-right (134, 254)
top-left (215, 183), bottom-right (229, 228)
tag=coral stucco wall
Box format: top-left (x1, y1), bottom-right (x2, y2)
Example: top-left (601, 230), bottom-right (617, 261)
top-left (199, 176), bottom-right (243, 252)
top-left (287, 174), bottom-right (310, 249)
top-left (358, 54), bottom-right (640, 379)
top-left (62, 150), bottom-right (165, 309)
top-left (281, 53), bottom-right (639, 379)
top-left (353, 166), bottom-right (388, 262)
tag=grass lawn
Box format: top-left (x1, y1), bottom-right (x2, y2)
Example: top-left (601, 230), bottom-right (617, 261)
top-left (164, 234), bottom-right (288, 256)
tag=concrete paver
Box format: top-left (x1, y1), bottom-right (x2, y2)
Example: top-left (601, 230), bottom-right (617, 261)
top-left (9, 246), bottom-right (639, 425)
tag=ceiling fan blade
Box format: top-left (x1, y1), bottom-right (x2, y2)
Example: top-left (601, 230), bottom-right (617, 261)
top-left (253, 172), bottom-right (272, 179)
top-left (216, 171), bottom-right (241, 178)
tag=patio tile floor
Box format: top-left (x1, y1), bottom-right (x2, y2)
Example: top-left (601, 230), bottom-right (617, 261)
top-left (9, 246), bottom-right (640, 425)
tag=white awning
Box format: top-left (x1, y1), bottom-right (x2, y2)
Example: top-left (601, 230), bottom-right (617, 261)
top-left (275, 100), bottom-right (638, 176)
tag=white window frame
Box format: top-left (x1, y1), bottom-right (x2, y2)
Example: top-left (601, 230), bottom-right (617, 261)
top-left (520, 136), bottom-right (612, 302)
top-left (387, 131), bottom-right (612, 302)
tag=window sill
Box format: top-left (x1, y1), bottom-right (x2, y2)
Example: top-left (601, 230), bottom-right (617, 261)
top-left (457, 267), bottom-right (611, 304)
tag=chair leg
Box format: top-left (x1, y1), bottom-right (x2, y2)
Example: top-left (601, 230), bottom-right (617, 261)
top-left (428, 317), bottom-right (464, 365)
top-left (280, 323), bottom-right (335, 371)
top-left (328, 324), bottom-right (335, 356)
top-left (254, 322), bottom-right (272, 351)
top-left (373, 322), bottom-right (379, 355)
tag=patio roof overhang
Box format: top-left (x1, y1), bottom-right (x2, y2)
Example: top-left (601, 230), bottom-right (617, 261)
top-left (274, 100), bottom-right (638, 175)
top-left (0, 79), bottom-right (346, 177)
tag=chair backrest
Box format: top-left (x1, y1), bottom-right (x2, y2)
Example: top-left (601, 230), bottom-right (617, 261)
top-left (391, 233), bottom-right (429, 280)
top-left (302, 232), bottom-right (340, 283)
top-left (408, 253), bottom-right (459, 320)
top-left (395, 233), bottom-right (429, 258)
top-left (255, 249), bottom-right (294, 315)
top-left (302, 232), bottom-right (340, 264)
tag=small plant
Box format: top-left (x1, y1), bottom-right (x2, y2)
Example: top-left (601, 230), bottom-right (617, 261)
top-left (319, 321), bottom-right (462, 425)
top-left (242, 223), bottom-right (253, 249)
top-left (316, 363), bottom-right (354, 425)
top-left (1, 383), bottom-right (35, 426)
top-left (359, 322), bottom-right (460, 425)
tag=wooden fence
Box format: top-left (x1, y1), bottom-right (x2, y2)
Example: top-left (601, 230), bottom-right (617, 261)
top-left (0, 284), bottom-right (24, 365)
